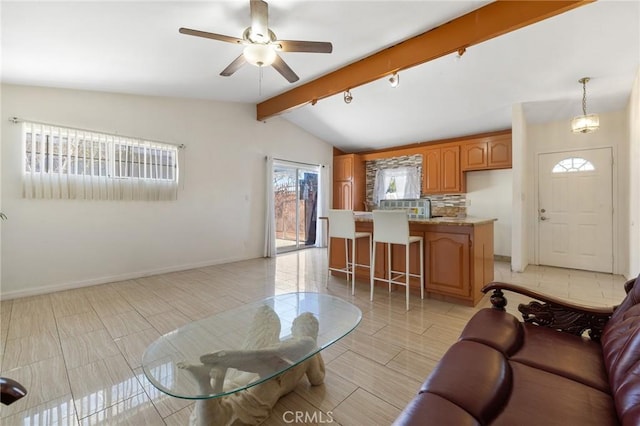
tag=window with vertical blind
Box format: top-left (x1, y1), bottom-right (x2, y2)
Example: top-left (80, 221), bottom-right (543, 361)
top-left (22, 122), bottom-right (179, 200)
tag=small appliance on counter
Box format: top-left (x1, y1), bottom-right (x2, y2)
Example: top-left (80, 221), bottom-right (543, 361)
top-left (378, 198), bottom-right (431, 219)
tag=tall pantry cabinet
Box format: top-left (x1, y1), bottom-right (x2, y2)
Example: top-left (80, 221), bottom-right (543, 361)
top-left (333, 154), bottom-right (365, 210)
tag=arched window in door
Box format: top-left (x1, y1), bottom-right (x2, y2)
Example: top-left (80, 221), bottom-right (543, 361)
top-left (551, 157), bottom-right (595, 173)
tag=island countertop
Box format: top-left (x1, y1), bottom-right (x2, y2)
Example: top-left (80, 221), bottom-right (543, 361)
top-left (349, 212), bottom-right (497, 226)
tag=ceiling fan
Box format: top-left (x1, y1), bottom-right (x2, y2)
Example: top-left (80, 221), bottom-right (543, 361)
top-left (179, 0), bottom-right (333, 83)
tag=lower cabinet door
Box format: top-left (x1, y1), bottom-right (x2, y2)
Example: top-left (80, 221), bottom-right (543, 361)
top-left (425, 231), bottom-right (470, 297)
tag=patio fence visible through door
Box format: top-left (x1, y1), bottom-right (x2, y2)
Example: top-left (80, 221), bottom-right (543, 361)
top-left (273, 161), bottom-right (319, 253)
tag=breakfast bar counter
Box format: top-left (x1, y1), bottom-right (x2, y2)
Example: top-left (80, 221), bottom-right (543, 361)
top-left (329, 214), bottom-right (496, 306)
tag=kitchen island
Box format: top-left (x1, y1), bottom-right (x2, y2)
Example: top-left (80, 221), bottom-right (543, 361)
top-left (328, 213), bottom-right (496, 306)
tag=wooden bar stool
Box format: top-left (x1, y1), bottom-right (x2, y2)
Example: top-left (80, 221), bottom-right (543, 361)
top-left (370, 210), bottom-right (424, 310)
top-left (327, 209), bottom-right (372, 295)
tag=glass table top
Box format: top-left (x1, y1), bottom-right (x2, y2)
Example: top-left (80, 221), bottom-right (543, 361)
top-left (142, 292), bottom-right (361, 400)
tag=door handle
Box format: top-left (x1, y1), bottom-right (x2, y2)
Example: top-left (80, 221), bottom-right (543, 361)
top-left (540, 216), bottom-right (549, 221)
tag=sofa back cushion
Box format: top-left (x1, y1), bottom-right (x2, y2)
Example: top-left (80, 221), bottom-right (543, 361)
top-left (602, 274), bottom-right (640, 425)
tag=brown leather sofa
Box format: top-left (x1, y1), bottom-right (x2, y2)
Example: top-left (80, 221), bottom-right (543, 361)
top-left (394, 274), bottom-right (640, 426)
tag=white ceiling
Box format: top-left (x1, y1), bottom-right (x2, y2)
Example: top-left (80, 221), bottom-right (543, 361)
top-left (2, 1), bottom-right (639, 153)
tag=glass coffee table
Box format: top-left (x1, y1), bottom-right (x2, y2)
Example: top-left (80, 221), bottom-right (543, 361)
top-left (142, 292), bottom-right (361, 425)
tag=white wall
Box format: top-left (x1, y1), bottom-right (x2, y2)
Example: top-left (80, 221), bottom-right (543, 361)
top-left (511, 103), bottom-right (529, 272)
top-left (1, 84), bottom-right (333, 298)
top-left (628, 69), bottom-right (640, 278)
top-left (526, 109), bottom-right (630, 275)
top-left (466, 169), bottom-right (512, 257)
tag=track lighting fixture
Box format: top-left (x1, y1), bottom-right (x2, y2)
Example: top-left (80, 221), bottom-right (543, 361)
top-left (344, 90), bottom-right (353, 104)
top-left (389, 72), bottom-right (400, 88)
top-left (571, 77), bottom-right (599, 134)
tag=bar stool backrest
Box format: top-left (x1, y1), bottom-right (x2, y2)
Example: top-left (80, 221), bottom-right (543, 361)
top-left (327, 209), bottom-right (356, 239)
top-left (372, 210), bottom-right (410, 245)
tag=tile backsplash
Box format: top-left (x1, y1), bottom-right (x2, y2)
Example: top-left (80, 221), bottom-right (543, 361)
top-left (429, 194), bottom-right (467, 218)
top-left (365, 155), bottom-right (466, 218)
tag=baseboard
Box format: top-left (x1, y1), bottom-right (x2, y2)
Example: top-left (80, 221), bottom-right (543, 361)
top-left (0, 255), bottom-right (253, 300)
top-left (494, 255), bottom-right (511, 263)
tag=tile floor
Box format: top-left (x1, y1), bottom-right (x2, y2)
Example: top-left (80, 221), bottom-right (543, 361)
top-left (0, 248), bottom-right (629, 425)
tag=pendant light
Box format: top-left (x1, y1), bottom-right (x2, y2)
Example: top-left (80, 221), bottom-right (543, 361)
top-left (571, 77), bottom-right (599, 134)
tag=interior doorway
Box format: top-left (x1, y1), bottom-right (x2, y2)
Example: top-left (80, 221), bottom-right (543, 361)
top-left (273, 162), bottom-right (319, 253)
top-left (537, 147), bottom-right (613, 273)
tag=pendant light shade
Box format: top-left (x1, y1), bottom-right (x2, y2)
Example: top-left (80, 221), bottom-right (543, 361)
top-left (571, 77), bottom-right (599, 134)
top-left (571, 114), bottom-right (599, 134)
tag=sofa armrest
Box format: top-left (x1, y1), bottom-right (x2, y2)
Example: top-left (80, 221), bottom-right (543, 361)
top-left (482, 282), bottom-right (614, 342)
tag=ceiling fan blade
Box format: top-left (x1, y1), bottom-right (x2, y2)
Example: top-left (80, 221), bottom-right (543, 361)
top-left (220, 54), bottom-right (247, 76)
top-left (179, 27), bottom-right (243, 45)
top-left (276, 40), bottom-right (333, 54)
top-left (249, 0), bottom-right (269, 42)
top-left (272, 54), bottom-right (299, 83)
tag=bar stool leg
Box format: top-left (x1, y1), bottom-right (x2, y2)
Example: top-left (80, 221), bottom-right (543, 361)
top-left (351, 238), bottom-right (357, 295)
top-left (370, 240), bottom-right (377, 301)
top-left (405, 243), bottom-right (410, 311)
top-left (387, 243), bottom-right (392, 293)
top-left (344, 238), bottom-right (350, 283)
top-left (326, 237), bottom-right (331, 287)
top-left (420, 239), bottom-right (424, 300)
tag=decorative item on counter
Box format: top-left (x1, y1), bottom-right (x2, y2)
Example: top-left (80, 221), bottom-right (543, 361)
top-left (378, 198), bottom-right (431, 219)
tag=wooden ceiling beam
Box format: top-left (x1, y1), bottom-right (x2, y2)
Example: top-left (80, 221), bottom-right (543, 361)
top-left (256, 0), bottom-right (593, 121)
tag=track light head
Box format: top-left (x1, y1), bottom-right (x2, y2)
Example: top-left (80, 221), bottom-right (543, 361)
top-left (389, 72), bottom-right (399, 88)
top-left (344, 90), bottom-right (353, 104)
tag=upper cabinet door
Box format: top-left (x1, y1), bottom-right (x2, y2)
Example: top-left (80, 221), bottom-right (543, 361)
top-left (422, 148), bottom-right (441, 194)
top-left (441, 145), bottom-right (460, 192)
top-left (487, 139), bottom-right (512, 169)
top-left (461, 141), bottom-right (487, 171)
top-left (334, 155), bottom-right (354, 181)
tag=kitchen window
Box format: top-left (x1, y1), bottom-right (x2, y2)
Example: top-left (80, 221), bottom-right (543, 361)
top-left (22, 121), bottom-right (180, 200)
top-left (373, 166), bottom-right (420, 204)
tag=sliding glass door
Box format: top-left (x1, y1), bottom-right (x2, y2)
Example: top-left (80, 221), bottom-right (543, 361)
top-left (273, 162), bottom-right (319, 253)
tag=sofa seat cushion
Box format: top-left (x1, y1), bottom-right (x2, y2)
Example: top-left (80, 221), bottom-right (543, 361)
top-left (509, 324), bottom-right (610, 393)
top-left (418, 340), bottom-right (511, 424)
top-left (459, 308), bottom-right (524, 355)
top-left (392, 393), bottom-right (480, 426)
top-left (491, 362), bottom-right (618, 426)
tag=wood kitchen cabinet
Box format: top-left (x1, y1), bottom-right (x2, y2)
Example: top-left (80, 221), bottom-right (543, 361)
top-left (424, 231), bottom-right (470, 297)
top-left (333, 181), bottom-right (353, 210)
top-left (333, 154), bottom-right (365, 210)
top-left (461, 134), bottom-right (512, 171)
top-left (422, 145), bottom-right (462, 194)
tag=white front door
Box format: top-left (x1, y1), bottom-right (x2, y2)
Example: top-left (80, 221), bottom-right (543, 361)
top-left (537, 148), bottom-right (613, 273)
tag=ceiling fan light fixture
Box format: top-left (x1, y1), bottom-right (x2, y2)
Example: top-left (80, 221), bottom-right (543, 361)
top-left (243, 43), bottom-right (277, 67)
top-left (571, 77), bottom-right (599, 134)
top-left (389, 72), bottom-right (399, 88)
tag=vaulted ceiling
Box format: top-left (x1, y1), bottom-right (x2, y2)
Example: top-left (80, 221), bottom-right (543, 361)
top-left (2, 1), bottom-right (638, 152)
